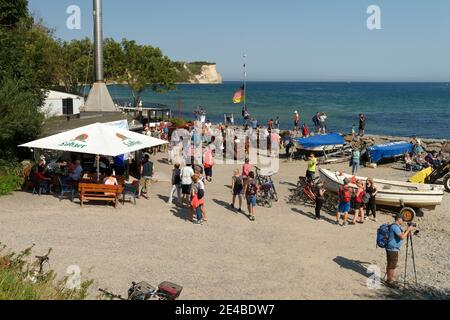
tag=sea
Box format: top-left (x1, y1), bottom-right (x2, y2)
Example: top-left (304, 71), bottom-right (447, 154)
top-left (106, 82), bottom-right (450, 140)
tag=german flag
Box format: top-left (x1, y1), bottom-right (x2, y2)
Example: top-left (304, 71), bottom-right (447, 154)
top-left (232, 85), bottom-right (245, 104)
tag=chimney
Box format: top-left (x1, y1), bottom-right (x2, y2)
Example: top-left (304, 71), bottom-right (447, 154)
top-left (84, 0), bottom-right (116, 112)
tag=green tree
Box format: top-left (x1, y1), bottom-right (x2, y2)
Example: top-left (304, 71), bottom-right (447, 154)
top-left (0, 0), bottom-right (30, 29)
top-left (118, 39), bottom-right (176, 106)
top-left (0, 0), bottom-right (58, 158)
top-left (104, 38), bottom-right (124, 83)
top-left (0, 78), bottom-right (44, 159)
top-left (58, 38), bottom-right (94, 95)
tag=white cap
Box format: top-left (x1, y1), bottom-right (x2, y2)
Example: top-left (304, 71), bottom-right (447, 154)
top-left (39, 155), bottom-right (46, 160)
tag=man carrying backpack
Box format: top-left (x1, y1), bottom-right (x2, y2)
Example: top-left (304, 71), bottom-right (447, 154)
top-left (385, 214), bottom-right (415, 287)
top-left (138, 154), bottom-right (154, 200)
top-left (336, 179), bottom-right (351, 227)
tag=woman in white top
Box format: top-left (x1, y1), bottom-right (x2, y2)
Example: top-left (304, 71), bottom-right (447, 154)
top-left (180, 164), bottom-right (194, 207)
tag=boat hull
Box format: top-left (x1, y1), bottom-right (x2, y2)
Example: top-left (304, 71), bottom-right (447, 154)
top-left (319, 168), bottom-right (444, 209)
top-left (294, 140), bottom-right (344, 152)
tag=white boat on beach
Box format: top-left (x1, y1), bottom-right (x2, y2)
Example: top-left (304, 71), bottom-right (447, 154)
top-left (318, 167), bottom-right (445, 210)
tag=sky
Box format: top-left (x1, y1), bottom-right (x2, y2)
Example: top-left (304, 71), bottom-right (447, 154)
top-left (28, 0), bottom-right (450, 82)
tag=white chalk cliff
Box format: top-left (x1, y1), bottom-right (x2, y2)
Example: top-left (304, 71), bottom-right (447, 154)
top-left (192, 64), bottom-right (223, 84)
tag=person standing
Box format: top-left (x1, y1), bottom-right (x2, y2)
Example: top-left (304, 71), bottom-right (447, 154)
top-left (385, 214), bottom-right (415, 287)
top-left (274, 117), bottom-right (280, 129)
top-left (351, 147), bottom-right (361, 175)
top-left (314, 182), bottom-right (326, 220)
top-left (359, 113), bottom-right (366, 136)
top-left (293, 111), bottom-right (300, 131)
top-left (251, 118), bottom-right (258, 130)
top-left (306, 153), bottom-right (318, 181)
top-left (244, 171), bottom-right (258, 221)
top-left (138, 154), bottom-right (153, 199)
top-left (191, 174), bottom-right (205, 224)
top-left (168, 163), bottom-right (182, 204)
top-left (366, 179), bottom-right (378, 221)
top-left (351, 180), bottom-right (365, 224)
top-left (231, 169), bottom-right (244, 212)
top-left (180, 164), bottom-right (194, 207)
top-left (203, 145), bottom-right (215, 182)
top-left (242, 158), bottom-right (252, 188)
top-left (312, 112), bottom-right (320, 133)
top-left (319, 112), bottom-right (327, 134)
top-left (336, 179), bottom-right (351, 227)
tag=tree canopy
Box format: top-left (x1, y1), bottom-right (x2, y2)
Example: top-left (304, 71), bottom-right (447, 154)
top-left (0, 0), bottom-right (55, 158)
top-left (118, 39), bottom-right (176, 106)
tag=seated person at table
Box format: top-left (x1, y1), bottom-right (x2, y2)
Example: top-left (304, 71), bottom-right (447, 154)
top-left (103, 169), bottom-right (119, 197)
top-left (103, 169), bottom-right (118, 186)
top-left (31, 160), bottom-right (50, 193)
top-left (37, 157), bottom-right (47, 173)
top-left (61, 160), bottom-right (83, 185)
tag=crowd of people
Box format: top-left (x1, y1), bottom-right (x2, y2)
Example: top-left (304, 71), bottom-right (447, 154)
top-left (334, 177), bottom-right (378, 226)
top-left (404, 139), bottom-right (446, 171)
top-left (28, 156), bottom-right (84, 193)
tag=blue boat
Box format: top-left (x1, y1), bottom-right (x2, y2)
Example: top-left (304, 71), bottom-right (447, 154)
top-left (367, 142), bottom-right (414, 163)
top-left (294, 133), bottom-right (346, 152)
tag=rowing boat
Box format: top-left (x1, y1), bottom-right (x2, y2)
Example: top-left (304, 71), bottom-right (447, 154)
top-left (318, 167), bottom-right (444, 210)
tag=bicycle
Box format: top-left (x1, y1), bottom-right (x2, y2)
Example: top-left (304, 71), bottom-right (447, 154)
top-left (28, 248), bottom-right (52, 283)
top-left (254, 166), bottom-right (279, 206)
top-left (289, 176), bottom-right (319, 206)
top-left (99, 281), bottom-right (183, 301)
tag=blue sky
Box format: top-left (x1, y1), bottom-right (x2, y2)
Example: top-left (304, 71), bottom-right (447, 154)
top-left (28, 0), bottom-right (450, 81)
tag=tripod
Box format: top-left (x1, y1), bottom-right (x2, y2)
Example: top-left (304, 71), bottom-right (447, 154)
top-left (403, 232), bottom-right (418, 288)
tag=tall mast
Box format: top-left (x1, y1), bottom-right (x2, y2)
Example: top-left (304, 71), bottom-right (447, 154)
top-left (243, 53), bottom-right (247, 111)
top-left (93, 0), bottom-right (104, 82)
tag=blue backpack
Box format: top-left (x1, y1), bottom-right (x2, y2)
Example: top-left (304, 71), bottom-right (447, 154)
top-left (376, 224), bottom-right (392, 248)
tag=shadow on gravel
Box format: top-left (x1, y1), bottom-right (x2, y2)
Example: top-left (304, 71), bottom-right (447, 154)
top-left (378, 285), bottom-right (450, 300)
top-left (279, 181), bottom-right (297, 187)
top-left (292, 208), bottom-right (336, 225)
top-left (333, 256), bottom-right (371, 278)
top-left (212, 198), bottom-right (249, 218)
top-left (358, 284), bottom-right (450, 300)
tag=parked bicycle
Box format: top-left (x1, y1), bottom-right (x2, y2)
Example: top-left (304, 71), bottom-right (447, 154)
top-left (99, 281), bottom-right (183, 301)
top-left (289, 176), bottom-right (338, 213)
top-left (255, 166), bottom-right (278, 207)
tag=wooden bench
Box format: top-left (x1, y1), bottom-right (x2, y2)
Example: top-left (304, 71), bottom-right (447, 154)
top-left (78, 183), bottom-right (123, 208)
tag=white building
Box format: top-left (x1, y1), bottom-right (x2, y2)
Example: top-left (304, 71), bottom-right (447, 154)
top-left (41, 90), bottom-right (84, 118)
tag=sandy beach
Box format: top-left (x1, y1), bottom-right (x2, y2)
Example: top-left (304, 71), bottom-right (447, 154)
top-left (0, 153), bottom-right (449, 300)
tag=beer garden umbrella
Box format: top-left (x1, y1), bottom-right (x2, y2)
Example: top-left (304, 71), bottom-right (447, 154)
top-left (19, 122), bottom-right (167, 180)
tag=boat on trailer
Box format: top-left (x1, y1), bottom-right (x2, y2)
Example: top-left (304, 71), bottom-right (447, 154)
top-left (294, 133), bottom-right (346, 153)
top-left (318, 167), bottom-right (445, 220)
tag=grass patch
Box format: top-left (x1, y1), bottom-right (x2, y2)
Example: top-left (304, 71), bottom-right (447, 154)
top-left (0, 243), bottom-right (93, 300)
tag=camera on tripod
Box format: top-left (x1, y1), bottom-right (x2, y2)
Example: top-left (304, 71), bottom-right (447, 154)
top-left (407, 222), bottom-right (420, 235)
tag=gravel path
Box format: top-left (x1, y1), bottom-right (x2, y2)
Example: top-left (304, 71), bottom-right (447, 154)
top-left (0, 154), bottom-right (448, 299)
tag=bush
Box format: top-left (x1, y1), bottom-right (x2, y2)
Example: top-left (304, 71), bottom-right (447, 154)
top-left (0, 160), bottom-right (23, 196)
top-left (0, 243), bottom-right (93, 300)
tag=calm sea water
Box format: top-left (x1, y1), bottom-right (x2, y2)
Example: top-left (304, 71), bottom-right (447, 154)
top-left (106, 82), bottom-right (450, 139)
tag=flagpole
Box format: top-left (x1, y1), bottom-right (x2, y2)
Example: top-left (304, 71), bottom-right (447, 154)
top-left (243, 53), bottom-right (247, 111)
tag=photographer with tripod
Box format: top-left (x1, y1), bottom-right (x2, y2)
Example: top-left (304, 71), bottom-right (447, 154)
top-left (385, 214), bottom-right (415, 287)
